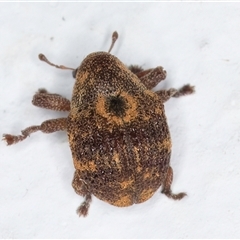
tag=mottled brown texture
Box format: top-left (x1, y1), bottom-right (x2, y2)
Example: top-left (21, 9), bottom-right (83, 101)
top-left (67, 52), bottom-right (192, 211)
top-left (3, 31), bottom-right (195, 217)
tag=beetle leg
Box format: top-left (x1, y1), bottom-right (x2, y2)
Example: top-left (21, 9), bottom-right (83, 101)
top-left (128, 65), bottom-right (144, 74)
top-left (32, 88), bottom-right (70, 111)
top-left (161, 166), bottom-right (187, 200)
top-left (156, 84), bottom-right (195, 103)
top-left (129, 65), bottom-right (167, 89)
top-left (3, 118), bottom-right (67, 145)
top-left (72, 170), bottom-right (92, 217)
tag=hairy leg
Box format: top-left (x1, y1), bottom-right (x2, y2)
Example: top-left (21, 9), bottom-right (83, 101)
top-left (128, 65), bottom-right (144, 75)
top-left (129, 65), bottom-right (167, 89)
top-left (72, 170), bottom-right (92, 217)
top-left (162, 167), bottom-right (187, 200)
top-left (3, 118), bottom-right (67, 145)
top-left (161, 166), bottom-right (187, 200)
top-left (32, 89), bottom-right (70, 111)
top-left (156, 84), bottom-right (195, 103)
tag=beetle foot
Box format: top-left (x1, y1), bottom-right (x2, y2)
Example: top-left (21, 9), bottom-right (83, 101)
top-left (161, 189), bottom-right (187, 200)
top-left (76, 193), bottom-right (92, 217)
top-left (76, 202), bottom-right (90, 217)
top-left (2, 134), bottom-right (27, 145)
top-left (172, 84), bottom-right (195, 98)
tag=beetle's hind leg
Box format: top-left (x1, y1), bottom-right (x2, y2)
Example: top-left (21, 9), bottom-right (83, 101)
top-left (32, 88), bottom-right (71, 111)
top-left (161, 166), bottom-right (187, 200)
top-left (129, 65), bottom-right (167, 89)
top-left (72, 170), bottom-right (92, 217)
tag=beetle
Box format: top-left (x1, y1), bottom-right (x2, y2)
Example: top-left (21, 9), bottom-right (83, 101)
top-left (3, 31), bottom-right (194, 217)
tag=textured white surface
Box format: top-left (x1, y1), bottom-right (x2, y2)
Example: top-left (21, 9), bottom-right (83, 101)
top-left (1, 2), bottom-right (240, 238)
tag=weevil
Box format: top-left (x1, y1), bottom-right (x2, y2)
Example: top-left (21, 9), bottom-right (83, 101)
top-left (3, 31), bottom-right (195, 217)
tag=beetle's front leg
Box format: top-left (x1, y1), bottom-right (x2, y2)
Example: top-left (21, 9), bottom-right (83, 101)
top-left (3, 118), bottom-right (67, 145)
top-left (32, 88), bottom-right (71, 111)
top-left (129, 65), bottom-right (167, 89)
top-left (156, 84), bottom-right (195, 103)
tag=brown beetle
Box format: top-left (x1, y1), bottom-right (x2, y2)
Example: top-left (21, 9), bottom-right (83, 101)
top-left (3, 31), bottom-right (194, 217)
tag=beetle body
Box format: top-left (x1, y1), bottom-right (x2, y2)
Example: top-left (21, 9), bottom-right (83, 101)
top-left (3, 32), bottom-right (194, 217)
top-left (68, 52), bottom-right (171, 207)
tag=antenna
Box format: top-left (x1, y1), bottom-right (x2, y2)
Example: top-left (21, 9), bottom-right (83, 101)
top-left (108, 31), bottom-right (118, 53)
top-left (38, 53), bottom-right (75, 70)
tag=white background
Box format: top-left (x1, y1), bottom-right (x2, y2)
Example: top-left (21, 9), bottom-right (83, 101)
top-left (1, 2), bottom-right (240, 238)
